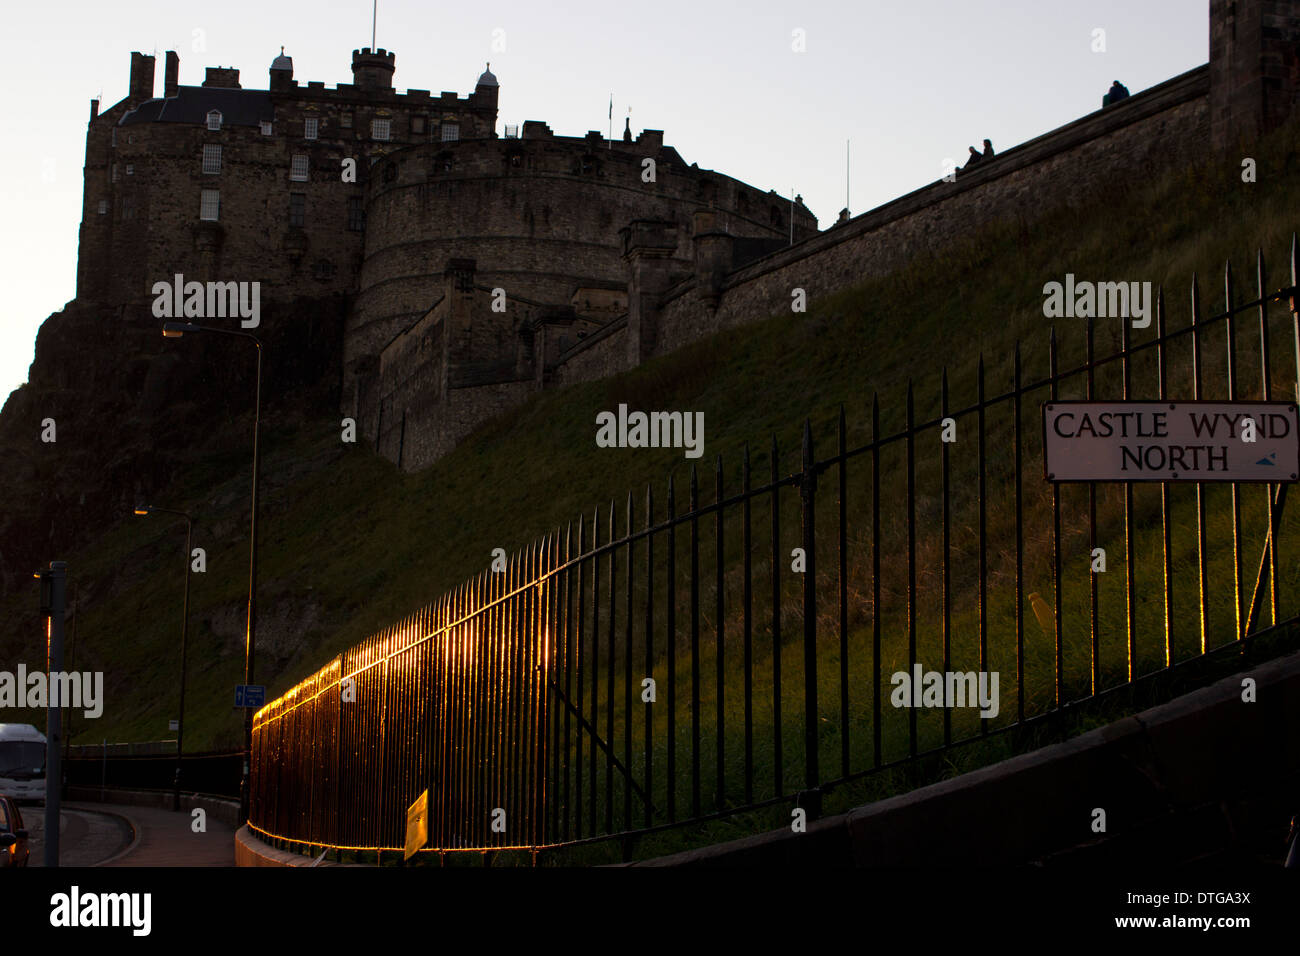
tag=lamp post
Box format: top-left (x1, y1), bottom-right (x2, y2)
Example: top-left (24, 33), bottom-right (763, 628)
top-left (134, 504), bottom-right (192, 811)
top-left (163, 321), bottom-right (262, 821)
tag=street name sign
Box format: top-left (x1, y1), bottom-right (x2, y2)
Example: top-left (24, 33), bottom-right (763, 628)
top-left (1043, 401), bottom-right (1299, 483)
top-left (234, 684), bottom-right (266, 708)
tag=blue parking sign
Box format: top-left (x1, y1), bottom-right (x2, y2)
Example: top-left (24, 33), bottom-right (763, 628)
top-left (235, 684), bottom-right (266, 708)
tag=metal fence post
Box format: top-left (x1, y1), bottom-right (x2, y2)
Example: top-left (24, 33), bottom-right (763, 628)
top-left (800, 420), bottom-right (819, 807)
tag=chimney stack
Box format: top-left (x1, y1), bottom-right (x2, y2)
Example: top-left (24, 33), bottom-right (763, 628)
top-left (164, 51), bottom-right (179, 98)
top-left (128, 52), bottom-right (155, 104)
top-left (202, 67), bottom-right (241, 88)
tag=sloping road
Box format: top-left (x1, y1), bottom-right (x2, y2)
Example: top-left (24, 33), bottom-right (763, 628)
top-left (27, 802), bottom-right (235, 866)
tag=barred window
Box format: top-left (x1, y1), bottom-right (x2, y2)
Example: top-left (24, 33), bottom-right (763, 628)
top-left (199, 189), bottom-right (220, 221)
top-left (260, 120), bottom-right (273, 136)
top-left (441, 123), bottom-right (459, 142)
top-left (97, 200), bottom-right (108, 215)
top-left (289, 192), bottom-right (305, 227)
top-left (347, 196), bottom-right (365, 231)
top-left (290, 154), bottom-right (309, 181)
top-left (111, 163), bottom-right (119, 183)
top-left (202, 144), bottom-right (222, 174)
top-left (371, 118), bottom-right (391, 141)
top-left (125, 164), bottom-right (134, 176)
top-left (206, 110), bottom-right (222, 131)
top-left (304, 116), bottom-right (319, 140)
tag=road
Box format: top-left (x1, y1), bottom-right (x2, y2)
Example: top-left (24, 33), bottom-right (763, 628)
top-left (25, 801), bottom-right (235, 866)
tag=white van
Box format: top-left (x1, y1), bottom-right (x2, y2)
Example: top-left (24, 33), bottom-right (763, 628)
top-left (0, 724), bottom-right (46, 803)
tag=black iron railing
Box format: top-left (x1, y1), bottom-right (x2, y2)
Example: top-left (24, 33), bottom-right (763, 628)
top-left (251, 239), bottom-right (1300, 858)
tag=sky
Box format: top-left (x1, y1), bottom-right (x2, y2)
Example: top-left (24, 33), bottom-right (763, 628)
top-left (0, 0), bottom-right (1208, 402)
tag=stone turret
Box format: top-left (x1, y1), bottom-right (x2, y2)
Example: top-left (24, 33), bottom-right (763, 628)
top-left (351, 47), bottom-right (395, 92)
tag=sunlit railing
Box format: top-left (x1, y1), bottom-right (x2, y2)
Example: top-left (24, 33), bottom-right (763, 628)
top-left (252, 239), bottom-right (1300, 859)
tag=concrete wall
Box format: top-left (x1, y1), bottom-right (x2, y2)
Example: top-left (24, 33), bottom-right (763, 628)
top-left (636, 647), bottom-right (1300, 867)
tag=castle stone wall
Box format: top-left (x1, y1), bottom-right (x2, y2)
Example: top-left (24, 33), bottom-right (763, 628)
top-left (647, 67), bottom-right (1210, 361)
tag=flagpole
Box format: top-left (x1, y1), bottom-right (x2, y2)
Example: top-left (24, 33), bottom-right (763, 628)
top-left (372, 0), bottom-right (377, 49)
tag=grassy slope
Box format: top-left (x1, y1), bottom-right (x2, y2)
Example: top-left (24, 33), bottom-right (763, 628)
top-left (2, 118), bottom-right (1298, 795)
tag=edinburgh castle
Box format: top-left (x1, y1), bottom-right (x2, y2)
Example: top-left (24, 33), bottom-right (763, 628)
top-left (1, 0), bottom-right (1295, 596)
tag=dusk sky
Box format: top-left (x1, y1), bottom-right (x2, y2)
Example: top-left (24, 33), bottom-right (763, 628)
top-left (0, 0), bottom-right (1207, 402)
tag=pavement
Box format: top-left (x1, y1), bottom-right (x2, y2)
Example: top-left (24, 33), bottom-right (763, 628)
top-left (26, 804), bottom-right (132, 866)
top-left (26, 801), bottom-right (235, 866)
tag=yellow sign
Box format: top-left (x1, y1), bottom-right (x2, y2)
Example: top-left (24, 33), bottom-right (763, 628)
top-left (405, 789), bottom-right (428, 862)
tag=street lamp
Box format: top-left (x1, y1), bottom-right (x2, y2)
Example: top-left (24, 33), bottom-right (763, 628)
top-left (162, 320), bottom-right (263, 821)
top-left (134, 504), bottom-right (192, 811)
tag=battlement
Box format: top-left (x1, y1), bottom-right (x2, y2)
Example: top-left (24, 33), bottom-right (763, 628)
top-left (351, 47), bottom-right (396, 92)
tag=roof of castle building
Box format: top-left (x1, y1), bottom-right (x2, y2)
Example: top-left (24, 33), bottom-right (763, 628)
top-left (271, 46), bottom-right (293, 72)
top-left (476, 63), bottom-right (498, 88)
top-left (119, 86), bottom-right (274, 127)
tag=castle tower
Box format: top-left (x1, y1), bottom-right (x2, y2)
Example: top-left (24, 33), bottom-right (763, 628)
top-left (475, 63), bottom-right (498, 104)
top-left (473, 63), bottom-right (499, 131)
top-left (269, 46), bottom-right (294, 92)
top-left (351, 47), bottom-right (395, 91)
top-left (1210, 0), bottom-right (1300, 150)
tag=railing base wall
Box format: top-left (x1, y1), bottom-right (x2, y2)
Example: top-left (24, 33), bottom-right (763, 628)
top-left (630, 647), bottom-right (1300, 867)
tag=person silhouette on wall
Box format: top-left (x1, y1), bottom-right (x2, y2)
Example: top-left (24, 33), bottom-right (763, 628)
top-left (982, 138), bottom-right (995, 158)
top-left (963, 145), bottom-right (982, 169)
top-left (1103, 80), bottom-right (1130, 106)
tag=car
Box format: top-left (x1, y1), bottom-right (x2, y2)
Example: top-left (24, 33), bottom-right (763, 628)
top-left (0, 794), bottom-right (30, 867)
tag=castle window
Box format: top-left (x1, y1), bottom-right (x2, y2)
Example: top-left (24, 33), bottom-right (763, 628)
top-left (199, 188), bottom-right (220, 221)
top-left (202, 144), bottom-right (222, 174)
top-left (206, 110), bottom-right (223, 131)
top-left (260, 121), bottom-right (273, 136)
top-left (122, 194), bottom-right (136, 220)
top-left (289, 192), bottom-right (305, 227)
top-left (304, 116), bottom-right (319, 140)
top-left (371, 118), bottom-right (391, 141)
top-left (340, 112), bottom-right (353, 128)
top-left (347, 196), bottom-right (365, 232)
top-left (125, 164), bottom-right (134, 176)
top-left (441, 123), bottom-right (459, 142)
top-left (290, 154), bottom-right (309, 181)
top-left (313, 259), bottom-right (336, 280)
top-left (111, 163), bottom-right (119, 183)
top-left (111, 128), bottom-right (117, 147)
top-left (97, 200), bottom-right (108, 215)
top-left (411, 115), bottom-right (426, 135)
